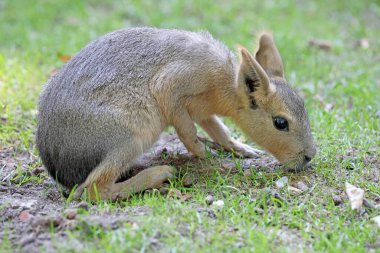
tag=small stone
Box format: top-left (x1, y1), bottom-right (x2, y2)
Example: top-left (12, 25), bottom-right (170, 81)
top-left (162, 183), bottom-right (171, 188)
top-left (372, 216), bottom-right (380, 228)
top-left (0, 185), bottom-right (7, 192)
top-left (168, 188), bottom-right (182, 199)
top-left (345, 182), bottom-right (364, 210)
top-left (324, 103), bottom-right (334, 112)
top-left (205, 195), bottom-right (214, 206)
top-left (181, 194), bottom-right (193, 201)
top-left (254, 207), bottom-right (264, 215)
top-left (63, 209), bottom-right (77, 220)
top-left (212, 200), bottom-right (224, 208)
top-left (182, 175), bottom-right (194, 187)
top-left (46, 190), bottom-right (61, 201)
top-left (376, 110), bottom-right (380, 118)
top-left (332, 194), bottom-right (343, 206)
top-left (12, 178), bottom-right (21, 185)
top-left (11, 199), bottom-right (37, 210)
top-left (131, 222), bottom-right (139, 229)
top-left (31, 217), bottom-right (47, 227)
top-left (32, 215), bottom-right (62, 228)
top-left (22, 199), bottom-right (38, 210)
top-left (294, 181), bottom-right (309, 192)
top-left (32, 167), bottom-right (45, 176)
top-left (76, 202), bottom-right (89, 211)
top-left (62, 220), bottom-right (77, 230)
top-left (19, 234), bottom-right (36, 247)
top-left (50, 216), bottom-right (63, 227)
top-left (159, 187), bottom-right (169, 195)
top-left (288, 186), bottom-right (303, 195)
top-left (221, 162), bottom-right (234, 170)
top-left (354, 38), bottom-right (370, 49)
top-left (19, 210), bottom-right (33, 222)
top-left (275, 176), bottom-right (288, 189)
top-left (243, 170), bottom-right (251, 177)
top-left (12, 193), bottom-right (23, 198)
top-left (42, 180), bottom-right (53, 188)
top-left (271, 190), bottom-right (285, 204)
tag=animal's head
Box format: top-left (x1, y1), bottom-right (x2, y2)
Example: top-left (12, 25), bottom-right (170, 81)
top-left (234, 32), bottom-right (316, 170)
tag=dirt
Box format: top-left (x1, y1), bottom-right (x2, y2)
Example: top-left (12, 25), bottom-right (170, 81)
top-left (1, 133), bottom-right (378, 252)
top-left (0, 133), bottom-right (281, 252)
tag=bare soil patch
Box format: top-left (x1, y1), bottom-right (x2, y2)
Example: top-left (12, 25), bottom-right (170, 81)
top-left (1, 133), bottom-right (379, 252)
top-left (0, 133), bottom-right (280, 252)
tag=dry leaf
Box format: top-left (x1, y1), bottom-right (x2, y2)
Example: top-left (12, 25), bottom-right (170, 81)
top-left (181, 193), bottom-right (193, 201)
top-left (345, 182), bottom-right (364, 210)
top-left (59, 54), bottom-right (72, 62)
top-left (167, 188), bottom-right (182, 199)
top-left (308, 39), bottom-right (332, 51)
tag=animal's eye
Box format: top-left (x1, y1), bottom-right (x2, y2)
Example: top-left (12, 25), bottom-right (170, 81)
top-left (273, 117), bottom-right (289, 131)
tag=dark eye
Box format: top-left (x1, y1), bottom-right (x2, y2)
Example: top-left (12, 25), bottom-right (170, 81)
top-left (273, 117), bottom-right (289, 131)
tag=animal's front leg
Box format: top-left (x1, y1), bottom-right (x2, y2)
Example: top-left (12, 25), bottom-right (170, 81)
top-left (172, 110), bottom-right (206, 158)
top-left (198, 115), bottom-right (263, 158)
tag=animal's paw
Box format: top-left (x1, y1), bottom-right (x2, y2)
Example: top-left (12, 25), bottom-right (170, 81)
top-left (229, 141), bottom-right (264, 158)
top-left (150, 165), bottom-right (177, 187)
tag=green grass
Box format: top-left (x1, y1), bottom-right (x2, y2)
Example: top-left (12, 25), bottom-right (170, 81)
top-left (1, 0), bottom-right (379, 252)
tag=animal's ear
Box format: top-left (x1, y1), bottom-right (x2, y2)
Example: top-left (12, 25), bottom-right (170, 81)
top-left (238, 46), bottom-right (275, 96)
top-left (255, 32), bottom-right (284, 78)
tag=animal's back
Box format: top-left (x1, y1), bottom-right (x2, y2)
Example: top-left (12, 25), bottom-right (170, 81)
top-left (37, 27), bottom-right (235, 188)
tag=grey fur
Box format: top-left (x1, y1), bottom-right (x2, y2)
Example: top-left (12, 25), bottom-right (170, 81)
top-left (37, 28), bottom-right (236, 188)
top-left (37, 27), bottom-right (316, 194)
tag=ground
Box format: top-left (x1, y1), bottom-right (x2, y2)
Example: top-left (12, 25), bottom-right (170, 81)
top-left (0, 0), bottom-right (379, 252)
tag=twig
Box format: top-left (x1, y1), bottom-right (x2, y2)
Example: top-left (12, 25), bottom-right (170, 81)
top-left (369, 191), bottom-right (380, 199)
top-left (363, 198), bottom-right (379, 209)
top-left (198, 136), bottom-right (224, 150)
top-left (222, 185), bottom-right (243, 193)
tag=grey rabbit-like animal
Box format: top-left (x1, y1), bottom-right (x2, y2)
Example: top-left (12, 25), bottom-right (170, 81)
top-left (37, 27), bottom-right (316, 200)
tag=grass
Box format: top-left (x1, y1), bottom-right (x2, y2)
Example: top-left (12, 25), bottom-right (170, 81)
top-left (1, 0), bottom-right (379, 252)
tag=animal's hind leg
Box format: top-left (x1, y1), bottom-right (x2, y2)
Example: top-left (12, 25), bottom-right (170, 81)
top-left (75, 165), bottom-right (175, 201)
top-left (72, 159), bottom-right (123, 201)
top-left (109, 165), bottom-right (176, 200)
top-left (72, 138), bottom-right (146, 201)
top-left (73, 153), bottom-right (176, 201)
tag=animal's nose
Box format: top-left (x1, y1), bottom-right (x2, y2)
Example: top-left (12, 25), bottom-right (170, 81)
top-left (304, 142), bottom-right (317, 163)
top-left (304, 155), bottom-right (312, 162)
